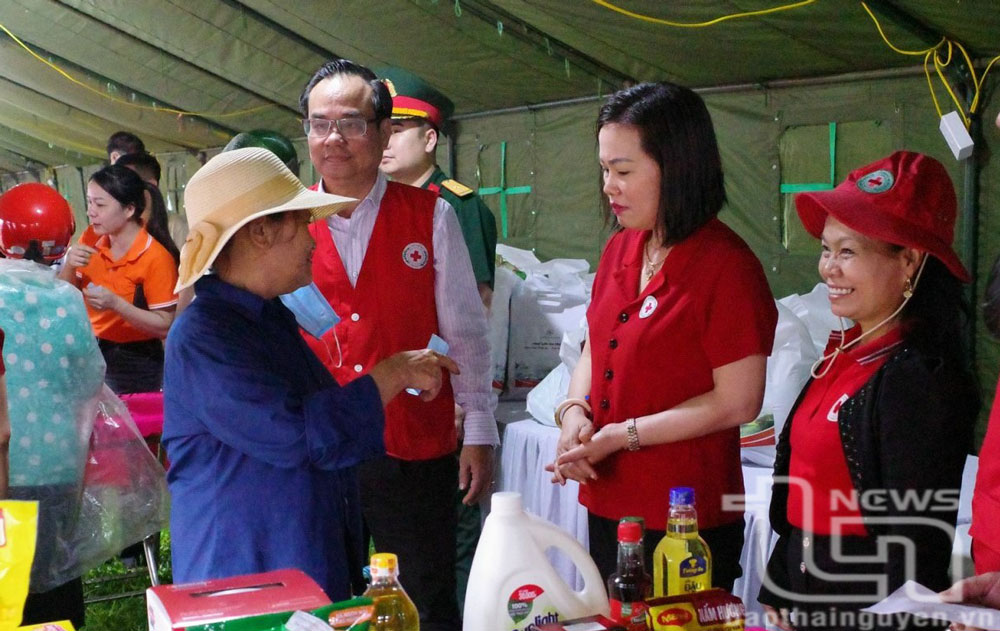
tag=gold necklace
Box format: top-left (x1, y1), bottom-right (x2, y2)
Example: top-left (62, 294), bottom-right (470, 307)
top-left (643, 241), bottom-right (666, 282)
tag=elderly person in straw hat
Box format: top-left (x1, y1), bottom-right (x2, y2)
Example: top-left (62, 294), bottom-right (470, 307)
top-left (162, 148), bottom-right (459, 599)
top-left (758, 151), bottom-right (979, 631)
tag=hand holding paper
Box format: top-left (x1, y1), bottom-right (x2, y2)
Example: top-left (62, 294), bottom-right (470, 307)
top-left (862, 580), bottom-right (1000, 630)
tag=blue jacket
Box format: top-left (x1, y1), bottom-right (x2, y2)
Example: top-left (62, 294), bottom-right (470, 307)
top-left (163, 275), bottom-right (385, 598)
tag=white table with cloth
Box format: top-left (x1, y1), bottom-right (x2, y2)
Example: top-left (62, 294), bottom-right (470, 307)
top-left (495, 403), bottom-right (978, 622)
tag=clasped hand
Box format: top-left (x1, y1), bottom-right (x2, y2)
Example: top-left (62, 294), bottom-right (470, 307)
top-left (545, 408), bottom-right (620, 486)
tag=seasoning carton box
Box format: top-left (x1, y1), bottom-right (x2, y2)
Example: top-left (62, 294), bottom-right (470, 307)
top-left (536, 613), bottom-right (627, 630)
top-left (645, 589), bottom-right (744, 631)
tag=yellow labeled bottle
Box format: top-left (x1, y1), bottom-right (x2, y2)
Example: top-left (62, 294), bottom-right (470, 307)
top-left (363, 553), bottom-right (420, 631)
top-left (652, 487), bottom-right (712, 597)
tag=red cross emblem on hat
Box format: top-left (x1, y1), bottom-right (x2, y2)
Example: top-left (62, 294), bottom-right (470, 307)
top-left (856, 169), bottom-right (894, 194)
top-left (402, 242), bottom-right (429, 269)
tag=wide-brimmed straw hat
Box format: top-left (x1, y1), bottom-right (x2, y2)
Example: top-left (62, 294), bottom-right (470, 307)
top-left (796, 150), bottom-right (970, 282)
top-left (176, 147), bottom-right (355, 291)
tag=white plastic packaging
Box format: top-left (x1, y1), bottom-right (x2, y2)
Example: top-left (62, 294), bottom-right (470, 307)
top-left (463, 492), bottom-right (609, 631)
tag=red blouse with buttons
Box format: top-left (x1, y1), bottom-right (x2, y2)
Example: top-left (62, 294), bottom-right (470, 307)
top-left (786, 325), bottom-right (903, 536)
top-left (580, 218), bottom-right (777, 530)
top-left (971, 378), bottom-right (1000, 573)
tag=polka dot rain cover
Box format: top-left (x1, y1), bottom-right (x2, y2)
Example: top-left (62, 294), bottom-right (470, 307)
top-left (1, 260), bottom-right (105, 486)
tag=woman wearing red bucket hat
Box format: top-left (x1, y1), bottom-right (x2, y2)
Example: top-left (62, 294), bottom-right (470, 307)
top-left (759, 151), bottom-right (979, 631)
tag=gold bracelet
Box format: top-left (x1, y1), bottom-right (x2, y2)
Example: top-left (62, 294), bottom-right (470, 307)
top-left (554, 397), bottom-right (591, 428)
top-left (625, 417), bottom-right (640, 451)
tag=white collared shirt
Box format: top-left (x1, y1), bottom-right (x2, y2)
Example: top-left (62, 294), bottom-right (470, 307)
top-left (320, 172), bottom-right (498, 446)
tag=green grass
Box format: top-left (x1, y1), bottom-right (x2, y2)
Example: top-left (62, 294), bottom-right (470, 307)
top-left (82, 531), bottom-right (171, 630)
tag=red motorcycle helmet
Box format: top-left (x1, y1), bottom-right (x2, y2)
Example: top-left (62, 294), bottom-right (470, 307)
top-left (0, 182), bottom-right (76, 262)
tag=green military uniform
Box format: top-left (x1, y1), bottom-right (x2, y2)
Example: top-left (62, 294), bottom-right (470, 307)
top-left (422, 166), bottom-right (497, 288)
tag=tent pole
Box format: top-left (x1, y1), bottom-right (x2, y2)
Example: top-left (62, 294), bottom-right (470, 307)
top-left (453, 65), bottom-right (934, 121)
top-left (963, 113), bottom-right (981, 367)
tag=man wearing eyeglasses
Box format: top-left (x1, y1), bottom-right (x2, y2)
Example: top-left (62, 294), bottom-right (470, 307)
top-left (299, 59), bottom-right (497, 631)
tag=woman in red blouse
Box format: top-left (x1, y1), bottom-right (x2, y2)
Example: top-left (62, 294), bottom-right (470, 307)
top-left (759, 152), bottom-right (978, 631)
top-left (971, 256), bottom-right (1000, 573)
top-left (548, 82), bottom-right (777, 589)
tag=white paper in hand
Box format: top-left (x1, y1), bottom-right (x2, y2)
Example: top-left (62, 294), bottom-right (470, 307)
top-left (862, 580), bottom-right (1000, 629)
top-left (407, 334), bottom-right (450, 396)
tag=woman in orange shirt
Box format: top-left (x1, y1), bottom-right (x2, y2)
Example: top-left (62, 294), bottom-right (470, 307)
top-left (59, 165), bottom-right (178, 393)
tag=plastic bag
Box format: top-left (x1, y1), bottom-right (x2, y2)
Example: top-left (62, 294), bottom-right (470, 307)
top-left (488, 267), bottom-right (521, 395)
top-left (777, 282), bottom-right (847, 356)
top-left (525, 325), bottom-right (587, 427)
top-left (741, 301), bottom-right (819, 467)
top-left (504, 249), bottom-right (592, 400)
top-left (0, 259), bottom-right (169, 590)
top-left (1, 260), bottom-right (102, 591)
top-left (67, 387), bottom-right (170, 583)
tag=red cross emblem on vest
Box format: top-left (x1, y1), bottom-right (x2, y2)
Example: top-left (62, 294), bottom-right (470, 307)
top-left (402, 242), bottom-right (429, 269)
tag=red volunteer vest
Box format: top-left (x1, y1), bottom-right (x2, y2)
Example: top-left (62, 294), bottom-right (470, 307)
top-left (305, 181), bottom-right (456, 460)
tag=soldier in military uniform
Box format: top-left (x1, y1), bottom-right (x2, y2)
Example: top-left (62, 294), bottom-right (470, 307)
top-left (379, 67), bottom-right (498, 307)
top-left (378, 67), bottom-right (498, 616)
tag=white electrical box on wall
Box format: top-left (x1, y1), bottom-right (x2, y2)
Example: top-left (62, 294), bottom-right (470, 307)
top-left (940, 111), bottom-right (974, 160)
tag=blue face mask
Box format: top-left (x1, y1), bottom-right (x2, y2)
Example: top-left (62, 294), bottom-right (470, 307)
top-left (279, 282), bottom-right (341, 339)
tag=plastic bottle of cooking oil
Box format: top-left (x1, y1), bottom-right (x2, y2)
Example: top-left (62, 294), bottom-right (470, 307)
top-left (363, 553), bottom-right (420, 631)
top-left (652, 487), bottom-right (712, 597)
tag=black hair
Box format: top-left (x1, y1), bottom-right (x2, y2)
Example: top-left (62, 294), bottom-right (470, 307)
top-left (90, 164), bottom-right (146, 223)
top-left (899, 254), bottom-right (981, 424)
top-left (900, 255), bottom-right (974, 364)
top-left (116, 151), bottom-right (162, 185)
top-left (597, 82), bottom-right (726, 246)
top-left (984, 254), bottom-right (1000, 339)
top-left (106, 131), bottom-right (145, 159)
top-left (298, 58), bottom-right (392, 122)
top-left (89, 165), bottom-right (178, 264)
top-left (144, 185), bottom-right (180, 265)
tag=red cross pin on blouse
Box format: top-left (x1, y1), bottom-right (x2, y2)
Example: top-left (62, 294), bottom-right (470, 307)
top-left (402, 243), bottom-right (429, 270)
top-left (639, 295), bottom-right (658, 319)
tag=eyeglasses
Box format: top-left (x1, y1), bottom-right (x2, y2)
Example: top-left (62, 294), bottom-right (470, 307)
top-left (302, 117), bottom-right (377, 139)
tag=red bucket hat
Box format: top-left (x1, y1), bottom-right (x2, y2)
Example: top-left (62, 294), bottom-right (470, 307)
top-left (796, 150), bottom-right (971, 282)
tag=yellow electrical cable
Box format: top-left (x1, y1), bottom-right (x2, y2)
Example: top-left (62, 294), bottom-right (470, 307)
top-left (954, 42), bottom-right (979, 90)
top-left (923, 52), bottom-right (944, 119)
top-left (860, 2), bottom-right (1000, 130)
top-left (933, 51), bottom-right (970, 127)
top-left (588, 0), bottom-right (815, 28)
top-left (0, 21), bottom-right (273, 119)
top-left (973, 55), bottom-right (1000, 113)
top-left (860, 2), bottom-right (944, 55)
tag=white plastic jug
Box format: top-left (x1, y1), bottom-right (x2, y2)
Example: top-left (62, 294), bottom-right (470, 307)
top-left (463, 492), bottom-right (609, 631)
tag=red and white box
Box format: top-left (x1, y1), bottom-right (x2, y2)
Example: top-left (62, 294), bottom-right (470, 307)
top-left (146, 568), bottom-right (331, 631)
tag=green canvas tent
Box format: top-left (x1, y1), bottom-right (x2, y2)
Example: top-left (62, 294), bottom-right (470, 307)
top-left (1, 0), bottom-right (998, 434)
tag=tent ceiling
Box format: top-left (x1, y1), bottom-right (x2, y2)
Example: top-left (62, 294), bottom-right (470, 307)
top-left (1, 0), bottom-right (998, 174)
